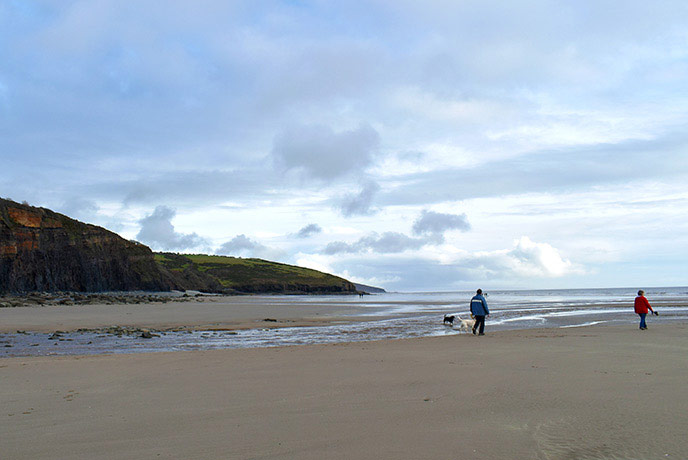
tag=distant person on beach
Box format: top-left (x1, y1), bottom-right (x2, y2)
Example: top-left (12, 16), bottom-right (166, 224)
top-left (470, 289), bottom-right (490, 335)
top-left (634, 290), bottom-right (657, 330)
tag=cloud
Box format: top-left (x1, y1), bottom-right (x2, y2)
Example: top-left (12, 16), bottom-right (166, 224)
top-left (3, 1), bottom-right (688, 291)
top-left (317, 236), bottom-right (582, 291)
top-left (216, 234), bottom-right (285, 261)
top-left (379, 133), bottom-right (688, 207)
top-left (324, 210), bottom-right (471, 254)
top-left (296, 223), bottom-right (322, 238)
top-left (136, 206), bottom-right (208, 251)
top-left (57, 197), bottom-right (99, 222)
top-left (324, 231), bottom-right (428, 254)
top-left (466, 237), bottom-right (580, 278)
top-left (412, 210), bottom-right (471, 236)
top-left (118, 169), bottom-right (278, 206)
top-left (272, 123), bottom-right (380, 179)
top-left (337, 180), bottom-right (380, 217)
top-left (323, 209), bottom-right (470, 255)
top-left (217, 234), bottom-right (261, 253)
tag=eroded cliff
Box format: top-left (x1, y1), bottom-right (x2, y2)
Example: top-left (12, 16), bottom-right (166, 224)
top-left (0, 199), bottom-right (364, 295)
top-left (0, 199), bottom-right (171, 293)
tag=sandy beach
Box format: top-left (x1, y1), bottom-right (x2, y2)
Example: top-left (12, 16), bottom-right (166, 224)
top-left (0, 297), bottom-right (376, 333)
top-left (2, 322), bottom-right (687, 459)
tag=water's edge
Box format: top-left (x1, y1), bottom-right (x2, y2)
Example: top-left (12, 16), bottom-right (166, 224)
top-left (3, 287), bottom-right (688, 358)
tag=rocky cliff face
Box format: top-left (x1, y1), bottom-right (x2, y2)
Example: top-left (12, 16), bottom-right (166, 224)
top-left (0, 199), bottom-right (171, 293)
top-left (0, 199), bottom-right (363, 295)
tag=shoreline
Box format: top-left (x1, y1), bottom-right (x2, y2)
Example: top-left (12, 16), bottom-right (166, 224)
top-left (3, 294), bottom-right (687, 359)
top-left (2, 323), bottom-right (687, 459)
top-left (2, 294), bottom-right (686, 335)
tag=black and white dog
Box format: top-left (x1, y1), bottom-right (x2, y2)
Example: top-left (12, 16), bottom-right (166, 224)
top-left (443, 314), bottom-right (476, 333)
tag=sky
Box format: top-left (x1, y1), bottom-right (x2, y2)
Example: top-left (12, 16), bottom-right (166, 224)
top-left (2, 0), bottom-right (688, 291)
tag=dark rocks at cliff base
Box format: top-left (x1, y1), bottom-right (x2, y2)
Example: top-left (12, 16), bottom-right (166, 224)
top-left (0, 291), bottom-right (206, 308)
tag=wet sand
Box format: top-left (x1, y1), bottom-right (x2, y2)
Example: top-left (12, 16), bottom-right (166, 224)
top-left (2, 323), bottom-right (687, 459)
top-left (5, 296), bottom-right (684, 335)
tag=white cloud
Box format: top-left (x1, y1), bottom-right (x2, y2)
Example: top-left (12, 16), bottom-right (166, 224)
top-left (473, 236), bottom-right (580, 278)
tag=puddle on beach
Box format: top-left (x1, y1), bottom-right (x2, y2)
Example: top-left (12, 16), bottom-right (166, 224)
top-left (3, 303), bottom-right (688, 358)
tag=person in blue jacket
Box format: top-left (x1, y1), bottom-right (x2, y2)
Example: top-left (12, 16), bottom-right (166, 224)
top-left (470, 288), bottom-right (490, 335)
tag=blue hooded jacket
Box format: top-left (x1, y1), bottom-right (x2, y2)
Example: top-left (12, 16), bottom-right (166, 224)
top-left (470, 294), bottom-right (489, 316)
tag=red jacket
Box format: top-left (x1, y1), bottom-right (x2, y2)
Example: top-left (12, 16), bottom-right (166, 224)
top-left (634, 296), bottom-right (653, 314)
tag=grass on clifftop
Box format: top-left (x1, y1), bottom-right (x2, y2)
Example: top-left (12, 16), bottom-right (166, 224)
top-left (154, 253), bottom-right (354, 293)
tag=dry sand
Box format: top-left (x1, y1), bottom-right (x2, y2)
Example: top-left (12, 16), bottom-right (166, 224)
top-left (0, 297), bottom-right (375, 333)
top-left (2, 323), bottom-right (687, 459)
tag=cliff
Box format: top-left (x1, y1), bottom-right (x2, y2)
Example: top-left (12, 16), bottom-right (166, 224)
top-left (0, 199), bottom-right (361, 295)
top-left (0, 198), bottom-right (171, 293)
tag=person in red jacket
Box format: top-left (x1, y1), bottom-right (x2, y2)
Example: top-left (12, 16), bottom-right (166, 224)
top-left (634, 290), bottom-right (657, 330)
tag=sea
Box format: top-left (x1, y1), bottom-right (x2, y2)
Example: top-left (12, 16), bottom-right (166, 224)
top-left (3, 286), bottom-right (688, 358)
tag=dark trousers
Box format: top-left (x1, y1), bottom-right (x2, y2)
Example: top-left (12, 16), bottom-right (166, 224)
top-left (638, 313), bottom-right (647, 329)
top-left (473, 315), bottom-right (486, 334)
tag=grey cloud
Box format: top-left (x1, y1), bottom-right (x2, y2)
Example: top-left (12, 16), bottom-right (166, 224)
top-left (136, 206), bottom-right (208, 251)
top-left (50, 167), bottom-right (285, 212)
top-left (412, 210), bottom-right (471, 236)
top-left (296, 223), bottom-right (322, 238)
top-left (56, 197), bottom-right (100, 222)
top-left (0, 167), bottom-right (290, 224)
top-left (324, 232), bottom-right (427, 255)
top-left (379, 134), bottom-right (688, 207)
top-left (364, 232), bottom-right (427, 253)
top-left (217, 234), bottom-right (263, 254)
top-left (323, 241), bottom-right (354, 255)
top-left (4, 1), bottom-right (688, 216)
top-left (120, 169), bottom-right (277, 206)
top-left (323, 209), bottom-right (472, 254)
top-left (217, 234), bottom-right (286, 261)
top-left (272, 123), bottom-right (380, 179)
top-left (337, 181), bottom-right (380, 217)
